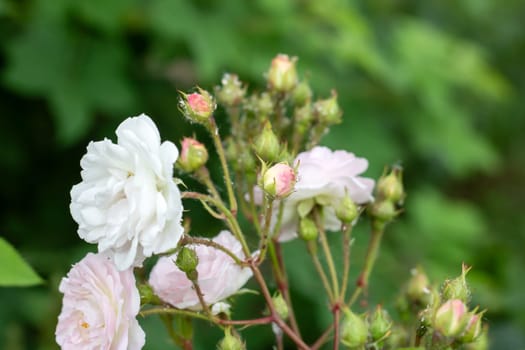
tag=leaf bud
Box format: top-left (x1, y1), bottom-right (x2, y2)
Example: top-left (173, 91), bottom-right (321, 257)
top-left (335, 195), bottom-right (358, 224)
top-left (442, 263), bottom-right (471, 303)
top-left (217, 327), bottom-right (245, 350)
top-left (261, 162), bottom-right (296, 198)
top-left (178, 88), bottom-right (216, 123)
top-left (267, 54), bottom-right (298, 93)
top-left (299, 217), bottom-right (318, 241)
top-left (215, 73), bottom-right (246, 107)
top-left (178, 137), bottom-right (209, 172)
top-left (370, 305), bottom-right (392, 341)
top-left (272, 292), bottom-right (289, 320)
top-left (313, 90), bottom-right (342, 125)
top-left (254, 121), bottom-right (280, 162)
top-left (340, 308), bottom-right (368, 348)
top-left (175, 247), bottom-right (199, 281)
top-left (433, 299), bottom-right (469, 337)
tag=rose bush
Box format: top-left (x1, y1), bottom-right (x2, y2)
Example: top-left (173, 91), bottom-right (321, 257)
top-left (70, 114), bottom-right (184, 270)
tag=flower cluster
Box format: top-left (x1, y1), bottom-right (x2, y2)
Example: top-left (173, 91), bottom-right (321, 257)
top-left (55, 54), bottom-right (487, 350)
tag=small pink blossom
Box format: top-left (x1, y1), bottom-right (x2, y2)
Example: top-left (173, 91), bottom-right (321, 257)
top-left (149, 231), bottom-right (253, 310)
top-left (277, 146), bottom-right (374, 241)
top-left (262, 163), bottom-right (296, 198)
top-left (55, 253), bottom-right (145, 350)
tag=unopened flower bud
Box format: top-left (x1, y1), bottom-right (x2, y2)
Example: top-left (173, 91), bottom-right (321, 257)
top-left (138, 284), bottom-right (161, 305)
top-left (434, 299), bottom-right (469, 337)
top-left (272, 292), bottom-right (289, 320)
top-left (442, 263), bottom-right (471, 303)
top-left (340, 308), bottom-right (368, 348)
top-left (335, 195), bottom-right (358, 223)
top-left (267, 54), bottom-right (298, 92)
top-left (370, 305), bottom-right (392, 341)
top-left (262, 163), bottom-right (296, 198)
top-left (175, 247), bottom-right (199, 281)
top-left (406, 266), bottom-right (431, 305)
top-left (465, 325), bottom-right (488, 350)
top-left (377, 166), bottom-right (404, 204)
top-left (292, 80), bottom-right (313, 106)
top-left (254, 121), bottom-right (280, 162)
top-left (313, 90), bottom-right (342, 125)
top-left (369, 200), bottom-right (397, 223)
top-left (215, 73), bottom-right (246, 107)
top-left (218, 328), bottom-right (245, 350)
top-left (178, 137), bottom-right (208, 172)
top-left (179, 88), bottom-right (216, 123)
top-left (293, 103), bottom-right (314, 135)
top-left (299, 217), bottom-right (318, 241)
top-left (460, 311), bottom-right (485, 343)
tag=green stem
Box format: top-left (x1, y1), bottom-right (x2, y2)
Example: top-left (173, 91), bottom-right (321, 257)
top-left (307, 240), bottom-right (334, 301)
top-left (140, 306), bottom-right (212, 323)
top-left (195, 167), bottom-right (222, 202)
top-left (182, 191), bottom-right (250, 258)
top-left (340, 224), bottom-right (353, 300)
top-left (250, 262), bottom-right (309, 350)
top-left (181, 236), bottom-right (245, 266)
top-left (207, 117), bottom-right (238, 215)
top-left (257, 198), bottom-right (274, 263)
top-left (347, 223), bottom-right (385, 306)
top-left (192, 280), bottom-right (211, 316)
top-left (314, 210), bottom-right (339, 300)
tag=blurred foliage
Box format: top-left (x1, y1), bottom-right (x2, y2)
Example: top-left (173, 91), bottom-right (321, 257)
top-left (0, 0), bottom-right (524, 349)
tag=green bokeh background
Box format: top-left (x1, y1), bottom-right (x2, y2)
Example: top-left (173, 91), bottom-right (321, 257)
top-left (0, 0), bottom-right (524, 349)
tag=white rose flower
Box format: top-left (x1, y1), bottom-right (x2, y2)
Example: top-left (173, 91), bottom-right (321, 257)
top-left (149, 231), bottom-right (253, 310)
top-left (278, 146), bottom-right (375, 241)
top-left (70, 114), bottom-right (184, 270)
top-left (55, 253), bottom-right (145, 350)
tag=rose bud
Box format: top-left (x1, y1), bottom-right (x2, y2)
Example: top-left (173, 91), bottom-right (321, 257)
top-left (261, 162), bottom-right (296, 198)
top-left (267, 54), bottom-right (298, 92)
top-left (179, 88), bottom-right (216, 123)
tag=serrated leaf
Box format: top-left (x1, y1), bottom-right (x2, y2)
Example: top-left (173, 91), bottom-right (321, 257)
top-left (0, 237), bottom-right (43, 287)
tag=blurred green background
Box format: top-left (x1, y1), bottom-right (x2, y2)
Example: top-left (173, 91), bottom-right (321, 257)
top-left (1, 0), bottom-right (524, 349)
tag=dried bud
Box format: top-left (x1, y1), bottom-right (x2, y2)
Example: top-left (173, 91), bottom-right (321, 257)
top-left (442, 263), bottom-right (472, 303)
top-left (434, 299), bottom-right (469, 337)
top-left (254, 121), bottom-right (280, 162)
top-left (262, 163), bottom-right (296, 198)
top-left (178, 137), bottom-right (209, 172)
top-left (299, 217), bottom-right (318, 241)
top-left (272, 292), bottom-right (289, 320)
top-left (179, 88), bottom-right (216, 123)
top-left (216, 73), bottom-right (246, 107)
top-left (406, 266), bottom-right (431, 305)
top-left (267, 54), bottom-right (298, 92)
top-left (218, 328), bottom-right (245, 350)
top-left (460, 311), bottom-right (485, 343)
top-left (370, 305), bottom-right (392, 341)
top-left (313, 90), bottom-right (342, 125)
top-left (292, 80), bottom-right (313, 106)
top-left (377, 166), bottom-right (404, 204)
top-left (335, 195), bottom-right (358, 223)
top-left (340, 308), bottom-right (368, 348)
top-left (175, 247), bottom-right (199, 281)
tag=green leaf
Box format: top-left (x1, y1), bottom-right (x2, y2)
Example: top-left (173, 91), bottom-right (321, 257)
top-left (0, 237), bottom-right (43, 287)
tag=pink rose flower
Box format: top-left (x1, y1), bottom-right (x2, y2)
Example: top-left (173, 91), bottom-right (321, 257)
top-left (149, 231), bottom-right (253, 310)
top-left (55, 253), bottom-right (145, 350)
top-left (278, 146), bottom-right (375, 241)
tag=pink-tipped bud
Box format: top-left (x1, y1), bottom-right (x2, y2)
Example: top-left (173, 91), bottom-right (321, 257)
top-left (262, 163), bottom-right (296, 198)
top-left (178, 137), bottom-right (209, 172)
top-left (179, 88), bottom-right (216, 123)
top-left (434, 299), bottom-right (469, 337)
top-left (267, 54), bottom-right (298, 92)
top-left (460, 311), bottom-right (484, 343)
